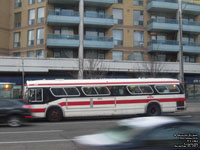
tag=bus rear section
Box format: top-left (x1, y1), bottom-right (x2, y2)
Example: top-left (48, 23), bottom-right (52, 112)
top-left (25, 78), bottom-right (186, 121)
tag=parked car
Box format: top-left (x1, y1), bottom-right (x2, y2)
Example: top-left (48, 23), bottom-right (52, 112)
top-left (0, 99), bottom-right (32, 127)
top-left (74, 116), bottom-right (200, 150)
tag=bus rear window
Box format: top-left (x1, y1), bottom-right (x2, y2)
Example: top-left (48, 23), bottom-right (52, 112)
top-left (155, 85), bottom-right (180, 94)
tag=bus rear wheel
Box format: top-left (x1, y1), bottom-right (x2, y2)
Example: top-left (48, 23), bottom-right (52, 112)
top-left (147, 103), bottom-right (161, 116)
top-left (47, 107), bottom-right (63, 122)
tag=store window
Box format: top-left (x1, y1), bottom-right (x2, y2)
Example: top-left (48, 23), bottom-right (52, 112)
top-left (112, 51), bottom-right (123, 61)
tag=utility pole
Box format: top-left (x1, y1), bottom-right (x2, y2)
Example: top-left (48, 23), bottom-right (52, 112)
top-left (78, 0), bottom-right (84, 79)
top-left (22, 56), bottom-right (25, 99)
top-left (178, 0), bottom-right (184, 88)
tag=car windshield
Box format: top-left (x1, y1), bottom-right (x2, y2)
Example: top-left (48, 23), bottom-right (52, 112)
top-left (102, 125), bottom-right (144, 143)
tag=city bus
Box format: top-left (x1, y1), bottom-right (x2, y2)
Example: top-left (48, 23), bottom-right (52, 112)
top-left (0, 82), bottom-right (15, 99)
top-left (25, 78), bottom-right (186, 121)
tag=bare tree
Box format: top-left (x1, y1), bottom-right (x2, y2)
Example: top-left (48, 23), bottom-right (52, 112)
top-left (83, 59), bottom-right (107, 79)
top-left (136, 53), bottom-right (165, 78)
top-left (69, 58), bottom-right (107, 79)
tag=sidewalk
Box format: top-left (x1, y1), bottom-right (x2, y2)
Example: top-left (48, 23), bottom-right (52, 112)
top-left (184, 102), bottom-right (200, 113)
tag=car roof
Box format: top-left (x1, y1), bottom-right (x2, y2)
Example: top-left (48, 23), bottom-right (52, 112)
top-left (118, 116), bottom-right (180, 128)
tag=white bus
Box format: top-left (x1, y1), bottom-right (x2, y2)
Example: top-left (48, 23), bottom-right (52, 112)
top-left (25, 78), bottom-right (186, 121)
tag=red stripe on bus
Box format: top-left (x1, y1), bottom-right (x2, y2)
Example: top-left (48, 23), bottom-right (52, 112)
top-left (68, 101), bottom-right (90, 106)
top-left (31, 108), bottom-right (46, 113)
top-left (93, 101), bottom-right (115, 105)
top-left (59, 102), bottom-right (66, 106)
top-left (67, 98), bottom-right (185, 106)
top-left (28, 81), bottom-right (179, 87)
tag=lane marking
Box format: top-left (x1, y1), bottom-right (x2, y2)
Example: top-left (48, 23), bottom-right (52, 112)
top-left (180, 115), bottom-right (192, 118)
top-left (0, 139), bottom-right (73, 144)
top-left (0, 130), bottom-right (63, 134)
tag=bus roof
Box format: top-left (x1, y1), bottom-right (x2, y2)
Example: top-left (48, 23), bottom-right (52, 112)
top-left (26, 78), bottom-right (180, 87)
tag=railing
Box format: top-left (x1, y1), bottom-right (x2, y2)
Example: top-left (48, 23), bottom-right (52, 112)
top-left (48, 34), bottom-right (79, 40)
top-left (148, 40), bottom-right (200, 47)
top-left (148, 18), bottom-right (200, 26)
top-left (48, 10), bottom-right (79, 16)
top-left (84, 36), bottom-right (113, 42)
top-left (148, 0), bottom-right (200, 5)
top-left (85, 12), bottom-right (113, 19)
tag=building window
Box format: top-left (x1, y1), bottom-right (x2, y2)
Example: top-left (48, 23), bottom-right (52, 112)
top-left (28, 0), bottom-right (35, 5)
top-left (112, 51), bottom-right (123, 61)
top-left (13, 32), bottom-right (21, 48)
top-left (27, 51), bottom-right (34, 57)
top-left (38, 0), bottom-right (44, 3)
top-left (85, 50), bottom-right (105, 59)
top-left (128, 52), bottom-right (144, 61)
top-left (37, 28), bottom-right (44, 45)
top-left (28, 30), bottom-right (35, 46)
top-left (113, 30), bottom-right (123, 46)
top-left (28, 9), bottom-right (35, 25)
top-left (36, 50), bottom-right (44, 58)
top-left (134, 31), bottom-right (144, 47)
top-left (112, 8), bottom-right (123, 24)
top-left (114, 0), bottom-right (123, 3)
top-left (15, 0), bottom-right (22, 8)
top-left (54, 49), bottom-right (74, 58)
top-left (37, 7), bottom-right (44, 24)
top-left (14, 12), bottom-right (21, 28)
top-left (133, 10), bottom-right (144, 26)
top-left (133, 0), bottom-right (143, 6)
top-left (13, 52), bottom-right (21, 57)
top-left (183, 55), bottom-right (196, 63)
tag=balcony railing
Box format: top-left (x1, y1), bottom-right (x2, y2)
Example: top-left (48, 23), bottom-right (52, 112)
top-left (84, 36), bottom-right (113, 42)
top-left (85, 12), bottom-right (113, 19)
top-left (48, 34), bottom-right (79, 40)
top-left (148, 40), bottom-right (200, 47)
top-left (148, 18), bottom-right (200, 26)
top-left (48, 10), bottom-right (79, 17)
top-left (148, 0), bottom-right (200, 5)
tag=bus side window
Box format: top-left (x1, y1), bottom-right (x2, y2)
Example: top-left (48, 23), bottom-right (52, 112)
top-left (95, 86), bottom-right (110, 96)
top-left (111, 86), bottom-right (126, 96)
top-left (140, 86), bottom-right (154, 94)
top-left (82, 87), bottom-right (97, 96)
top-left (127, 85), bottom-right (142, 95)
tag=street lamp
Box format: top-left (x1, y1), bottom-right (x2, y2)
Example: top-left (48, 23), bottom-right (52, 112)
top-left (178, 0), bottom-right (184, 88)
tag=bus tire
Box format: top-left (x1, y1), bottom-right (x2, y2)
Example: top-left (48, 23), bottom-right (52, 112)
top-left (146, 103), bottom-right (161, 116)
top-left (46, 107), bottom-right (63, 122)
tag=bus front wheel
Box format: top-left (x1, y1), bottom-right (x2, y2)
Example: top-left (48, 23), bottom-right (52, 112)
top-left (46, 107), bottom-right (63, 122)
top-left (146, 103), bottom-right (161, 116)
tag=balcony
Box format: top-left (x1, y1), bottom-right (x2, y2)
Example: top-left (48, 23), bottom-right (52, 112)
top-left (147, 18), bottom-right (200, 33)
top-left (47, 10), bottom-right (80, 26)
top-left (48, 0), bottom-right (115, 6)
top-left (47, 34), bottom-right (79, 48)
top-left (147, 0), bottom-right (200, 15)
top-left (148, 40), bottom-right (200, 53)
top-left (84, 12), bottom-right (114, 27)
top-left (84, 36), bottom-right (114, 49)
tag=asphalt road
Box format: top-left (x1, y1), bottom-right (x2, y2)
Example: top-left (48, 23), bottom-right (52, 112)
top-left (0, 112), bottom-right (199, 150)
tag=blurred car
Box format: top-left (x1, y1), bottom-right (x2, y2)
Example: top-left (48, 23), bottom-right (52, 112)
top-left (0, 99), bottom-right (32, 127)
top-left (74, 116), bottom-right (200, 150)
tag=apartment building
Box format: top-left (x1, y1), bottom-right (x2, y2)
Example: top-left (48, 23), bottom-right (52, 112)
top-left (0, 0), bottom-right (200, 100)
